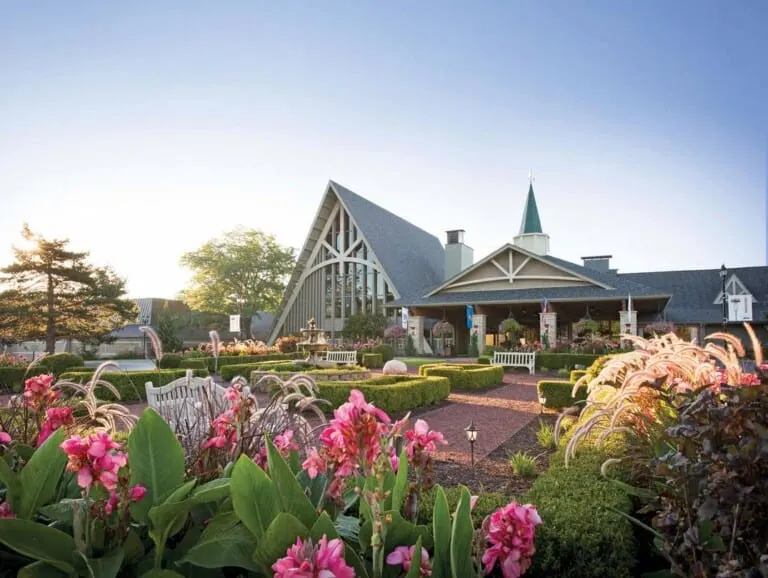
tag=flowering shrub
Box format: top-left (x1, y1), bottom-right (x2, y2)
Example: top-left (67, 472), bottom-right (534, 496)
top-left (384, 325), bottom-right (406, 339)
top-left (0, 353), bottom-right (26, 367)
top-left (275, 335), bottom-right (300, 353)
top-left (193, 338), bottom-right (277, 357)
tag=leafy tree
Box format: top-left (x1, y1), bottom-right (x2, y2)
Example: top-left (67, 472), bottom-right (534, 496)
top-left (156, 306), bottom-right (184, 353)
top-left (404, 333), bottom-right (417, 356)
top-left (0, 226), bottom-right (137, 353)
top-left (179, 228), bottom-right (295, 322)
top-left (342, 312), bottom-right (389, 340)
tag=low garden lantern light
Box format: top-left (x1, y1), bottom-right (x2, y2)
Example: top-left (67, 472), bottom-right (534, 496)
top-left (465, 420), bottom-right (478, 466)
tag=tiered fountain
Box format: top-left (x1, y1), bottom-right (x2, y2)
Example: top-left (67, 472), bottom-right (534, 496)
top-left (296, 318), bottom-right (332, 368)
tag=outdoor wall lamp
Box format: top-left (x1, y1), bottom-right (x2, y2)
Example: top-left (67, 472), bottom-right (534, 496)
top-left (465, 420), bottom-right (478, 466)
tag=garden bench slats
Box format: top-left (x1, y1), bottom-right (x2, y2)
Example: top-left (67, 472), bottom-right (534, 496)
top-left (491, 351), bottom-right (536, 374)
top-left (324, 351), bottom-right (358, 365)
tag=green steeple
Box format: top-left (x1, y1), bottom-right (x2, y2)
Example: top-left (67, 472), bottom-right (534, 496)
top-left (519, 181), bottom-right (543, 235)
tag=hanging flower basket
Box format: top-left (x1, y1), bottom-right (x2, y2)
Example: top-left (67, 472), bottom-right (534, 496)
top-left (432, 321), bottom-right (454, 338)
top-left (501, 318), bottom-right (522, 337)
top-left (384, 325), bottom-right (406, 339)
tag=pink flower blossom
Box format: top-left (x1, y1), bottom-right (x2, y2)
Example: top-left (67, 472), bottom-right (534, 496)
top-left (386, 545), bottom-right (432, 576)
top-left (60, 433), bottom-right (127, 492)
top-left (37, 406), bottom-right (74, 446)
top-left (253, 430), bottom-right (299, 471)
top-left (129, 484), bottom-right (147, 502)
top-left (105, 484), bottom-right (146, 515)
top-left (272, 535), bottom-right (354, 578)
top-left (404, 419), bottom-right (447, 460)
top-left (23, 374), bottom-right (58, 411)
top-left (0, 502), bottom-right (15, 518)
top-left (482, 502), bottom-right (542, 578)
top-left (0, 431), bottom-right (10, 445)
top-left (202, 409), bottom-right (239, 451)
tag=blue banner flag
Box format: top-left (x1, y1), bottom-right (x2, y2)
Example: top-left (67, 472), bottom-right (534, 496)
top-left (466, 305), bottom-right (474, 328)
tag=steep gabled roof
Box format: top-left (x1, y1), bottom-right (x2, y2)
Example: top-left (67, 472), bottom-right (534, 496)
top-left (330, 181), bottom-right (445, 299)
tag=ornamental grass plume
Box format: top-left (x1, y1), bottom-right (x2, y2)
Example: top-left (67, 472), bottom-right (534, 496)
top-left (481, 502), bottom-right (542, 578)
top-left (272, 535), bottom-right (354, 578)
top-left (139, 325), bottom-right (164, 362)
top-left (566, 323), bottom-right (766, 469)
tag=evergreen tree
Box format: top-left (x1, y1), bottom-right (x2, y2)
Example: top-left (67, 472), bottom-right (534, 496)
top-left (156, 306), bottom-right (184, 353)
top-left (0, 226), bottom-right (137, 353)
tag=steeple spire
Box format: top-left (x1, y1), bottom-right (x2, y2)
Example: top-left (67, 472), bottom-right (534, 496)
top-left (519, 175), bottom-right (543, 235)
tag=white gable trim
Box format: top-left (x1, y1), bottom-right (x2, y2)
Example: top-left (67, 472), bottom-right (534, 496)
top-left (425, 243), bottom-right (612, 297)
top-left (713, 274), bottom-right (756, 304)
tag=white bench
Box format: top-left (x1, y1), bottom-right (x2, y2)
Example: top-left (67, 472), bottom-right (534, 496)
top-left (491, 351), bottom-right (536, 374)
top-left (325, 350), bottom-right (358, 365)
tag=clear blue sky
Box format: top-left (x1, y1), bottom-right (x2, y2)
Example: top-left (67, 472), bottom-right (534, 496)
top-left (1, 1), bottom-right (766, 299)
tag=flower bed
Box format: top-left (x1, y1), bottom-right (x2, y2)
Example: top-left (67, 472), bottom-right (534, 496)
top-left (418, 363), bottom-right (504, 391)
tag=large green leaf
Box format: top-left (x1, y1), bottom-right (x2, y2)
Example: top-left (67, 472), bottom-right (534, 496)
top-left (0, 518), bottom-right (76, 573)
top-left (141, 571), bottom-right (186, 578)
top-left (190, 478), bottom-right (230, 504)
top-left (344, 545), bottom-right (370, 578)
top-left (310, 511), bottom-right (339, 542)
top-left (0, 456), bottom-right (21, 512)
top-left (265, 437), bottom-right (317, 528)
top-left (181, 518), bottom-right (261, 572)
top-left (83, 549), bottom-right (125, 578)
top-left (148, 480), bottom-right (197, 538)
top-left (431, 486), bottom-right (451, 578)
top-left (391, 447), bottom-right (409, 514)
top-left (17, 429), bottom-right (67, 519)
top-left (253, 512), bottom-right (309, 571)
top-left (230, 454), bottom-right (279, 540)
top-left (17, 561), bottom-right (68, 578)
top-left (449, 487), bottom-right (474, 578)
top-left (39, 498), bottom-right (83, 524)
top-left (128, 408), bottom-right (185, 523)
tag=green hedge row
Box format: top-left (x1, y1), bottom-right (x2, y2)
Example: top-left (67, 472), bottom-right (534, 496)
top-left (477, 356), bottom-right (491, 365)
top-left (179, 358), bottom-right (208, 370)
top-left (361, 353), bottom-right (383, 369)
top-left (158, 354), bottom-right (182, 369)
top-left (536, 380), bottom-right (588, 409)
top-left (310, 375), bottom-right (450, 414)
top-left (37, 353), bottom-right (85, 375)
top-left (59, 368), bottom-right (209, 402)
top-left (206, 352), bottom-right (301, 372)
top-left (524, 444), bottom-right (635, 577)
top-left (418, 363), bottom-right (503, 391)
top-left (535, 353), bottom-right (601, 371)
top-left (0, 366), bottom-right (51, 393)
top-left (569, 369), bottom-right (588, 384)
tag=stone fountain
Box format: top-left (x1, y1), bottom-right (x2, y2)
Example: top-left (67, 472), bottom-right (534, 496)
top-left (296, 318), bottom-right (333, 368)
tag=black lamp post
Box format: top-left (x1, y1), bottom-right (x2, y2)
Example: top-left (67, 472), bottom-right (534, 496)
top-left (465, 420), bottom-right (478, 466)
top-left (720, 264), bottom-right (728, 332)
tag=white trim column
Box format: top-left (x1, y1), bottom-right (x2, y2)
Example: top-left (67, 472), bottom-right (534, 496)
top-left (539, 312), bottom-right (557, 348)
top-left (473, 314), bottom-right (487, 355)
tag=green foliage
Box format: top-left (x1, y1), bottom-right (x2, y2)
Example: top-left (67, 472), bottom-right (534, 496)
top-left (418, 487), bottom-right (510, 527)
top-left (361, 353), bottom-right (383, 369)
top-left (556, 368), bottom-right (570, 377)
top-left (524, 445), bottom-right (636, 578)
top-left (157, 353), bottom-right (182, 369)
top-left (156, 306), bottom-right (184, 353)
top-left (309, 375), bottom-right (450, 413)
top-left (404, 333), bottom-right (417, 356)
top-left (59, 368), bottom-right (209, 401)
top-left (419, 363), bottom-right (503, 391)
top-left (537, 380), bottom-right (588, 409)
top-left (569, 369), bottom-right (588, 384)
top-left (342, 312), bottom-right (388, 340)
top-left (509, 451), bottom-right (537, 478)
top-left (37, 353), bottom-right (85, 376)
top-left (501, 318), bottom-right (523, 338)
top-left (371, 343), bottom-right (394, 363)
top-left (536, 420), bottom-right (557, 450)
top-left (179, 227), bottom-right (296, 315)
top-left (584, 353), bottom-right (620, 382)
top-left (204, 352), bottom-right (299, 372)
top-left (226, 362), bottom-right (367, 382)
top-left (0, 226), bottom-right (137, 353)
top-left (477, 355), bottom-right (490, 365)
top-left (0, 365), bottom-right (49, 393)
top-left (178, 357), bottom-right (207, 370)
top-left (468, 332), bottom-right (479, 357)
top-left (536, 352), bottom-right (601, 371)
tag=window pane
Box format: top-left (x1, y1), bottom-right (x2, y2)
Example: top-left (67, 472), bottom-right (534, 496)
top-left (344, 262), bottom-right (353, 317)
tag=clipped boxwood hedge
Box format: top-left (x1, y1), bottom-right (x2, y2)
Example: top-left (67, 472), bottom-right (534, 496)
top-left (59, 368), bottom-right (209, 402)
top-left (206, 352), bottom-right (301, 372)
top-left (524, 444), bottom-right (635, 577)
top-left (535, 353), bottom-right (601, 371)
top-left (361, 353), bottom-right (383, 369)
top-left (419, 364), bottom-right (503, 391)
top-left (158, 354), bottom-right (182, 369)
top-left (179, 358), bottom-right (208, 370)
top-left (37, 353), bottom-right (85, 376)
top-left (0, 365), bottom-right (50, 393)
top-left (569, 369), bottom-right (588, 384)
top-left (477, 356), bottom-right (491, 365)
top-left (536, 380), bottom-right (587, 409)
top-left (310, 375), bottom-right (450, 413)
top-left (222, 362), bottom-right (365, 381)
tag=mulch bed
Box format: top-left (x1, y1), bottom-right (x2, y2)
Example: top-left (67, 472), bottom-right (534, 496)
top-left (430, 413), bottom-right (558, 497)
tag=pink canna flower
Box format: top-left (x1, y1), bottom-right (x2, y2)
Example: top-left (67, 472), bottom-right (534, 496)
top-left (386, 545), bottom-right (432, 576)
top-left (60, 433), bottom-right (127, 492)
top-left (482, 501), bottom-right (542, 578)
top-left (405, 419), bottom-right (447, 460)
top-left (37, 406), bottom-right (74, 446)
top-left (0, 501), bottom-right (15, 518)
top-left (272, 535), bottom-right (354, 578)
top-left (129, 484), bottom-right (147, 502)
top-left (0, 430), bottom-right (10, 445)
top-left (254, 430), bottom-right (299, 471)
top-left (23, 374), bottom-right (58, 411)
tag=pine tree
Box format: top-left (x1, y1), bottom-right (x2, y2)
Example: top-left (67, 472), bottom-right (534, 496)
top-left (0, 226), bottom-right (137, 353)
